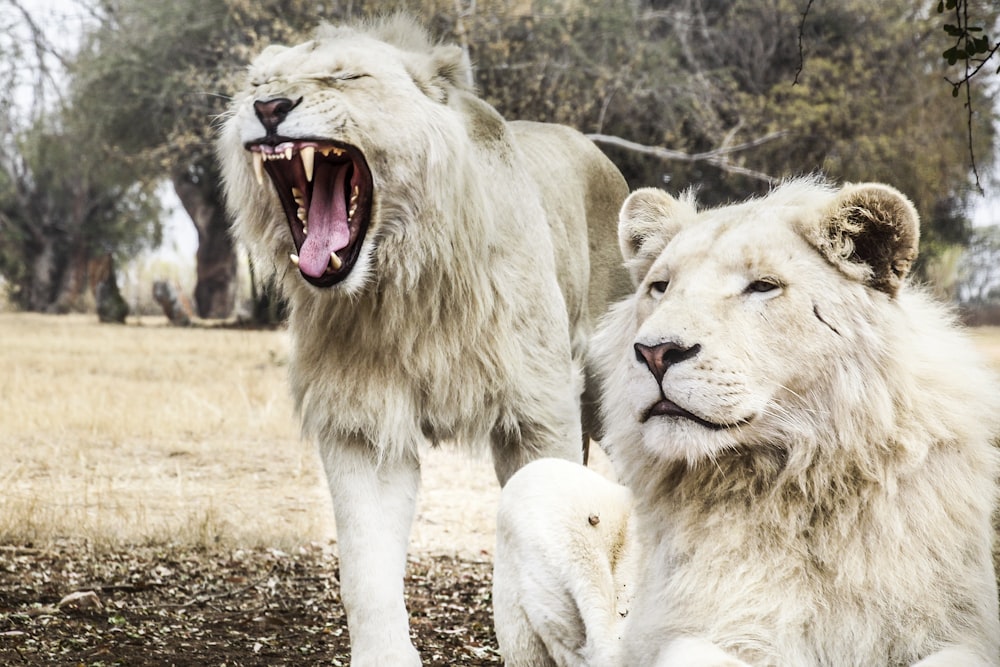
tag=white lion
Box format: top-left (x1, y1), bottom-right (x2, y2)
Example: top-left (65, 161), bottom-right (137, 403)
top-left (216, 15), bottom-right (629, 666)
top-left (493, 178), bottom-right (1000, 666)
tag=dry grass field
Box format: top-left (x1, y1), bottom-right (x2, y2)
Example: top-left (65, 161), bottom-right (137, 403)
top-left (0, 313), bottom-right (502, 555)
top-left (969, 326), bottom-right (1000, 370)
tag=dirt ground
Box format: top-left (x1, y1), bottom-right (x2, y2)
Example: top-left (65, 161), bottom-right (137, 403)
top-left (0, 541), bottom-right (498, 666)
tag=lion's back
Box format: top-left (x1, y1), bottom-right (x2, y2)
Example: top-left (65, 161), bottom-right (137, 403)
top-left (510, 121), bottom-right (631, 334)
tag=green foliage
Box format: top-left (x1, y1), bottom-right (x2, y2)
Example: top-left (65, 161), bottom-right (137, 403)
top-left (68, 0), bottom-right (320, 176)
top-left (6, 0), bottom-right (993, 306)
top-left (0, 112), bottom-right (162, 311)
top-left (938, 0), bottom-right (997, 72)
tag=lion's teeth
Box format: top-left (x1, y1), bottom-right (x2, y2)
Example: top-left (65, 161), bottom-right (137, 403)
top-left (329, 252), bottom-right (342, 270)
top-left (252, 152), bottom-right (264, 185)
top-left (290, 253), bottom-right (300, 266)
top-left (284, 146), bottom-right (293, 161)
top-left (349, 204), bottom-right (357, 218)
top-left (300, 146), bottom-right (315, 182)
top-left (297, 207), bottom-right (307, 221)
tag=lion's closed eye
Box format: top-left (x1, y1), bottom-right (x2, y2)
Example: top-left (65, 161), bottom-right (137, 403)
top-left (317, 73), bottom-right (370, 85)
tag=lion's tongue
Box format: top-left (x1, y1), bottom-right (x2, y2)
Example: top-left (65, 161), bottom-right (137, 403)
top-left (298, 161), bottom-right (351, 278)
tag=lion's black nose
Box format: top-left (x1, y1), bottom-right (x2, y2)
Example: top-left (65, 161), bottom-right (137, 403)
top-left (253, 97), bottom-right (302, 134)
top-left (634, 341), bottom-right (701, 384)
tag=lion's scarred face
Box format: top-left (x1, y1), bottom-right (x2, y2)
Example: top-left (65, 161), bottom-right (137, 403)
top-left (598, 179), bottom-right (920, 464)
top-left (219, 19), bottom-right (470, 290)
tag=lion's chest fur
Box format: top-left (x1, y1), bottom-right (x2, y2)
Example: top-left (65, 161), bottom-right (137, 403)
top-left (285, 262), bottom-right (578, 450)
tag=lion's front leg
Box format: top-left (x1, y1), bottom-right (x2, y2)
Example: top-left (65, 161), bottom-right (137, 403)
top-left (490, 363), bottom-right (584, 486)
top-left (320, 438), bottom-right (422, 667)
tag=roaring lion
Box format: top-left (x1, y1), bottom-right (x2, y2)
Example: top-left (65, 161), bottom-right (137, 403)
top-left (216, 15), bottom-right (629, 666)
top-left (493, 178), bottom-right (1000, 666)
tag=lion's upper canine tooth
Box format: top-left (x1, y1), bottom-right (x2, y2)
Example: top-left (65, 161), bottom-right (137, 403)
top-left (301, 146), bottom-right (315, 182)
top-left (290, 253), bottom-right (300, 266)
top-left (329, 252), bottom-right (343, 271)
top-left (253, 152), bottom-right (265, 185)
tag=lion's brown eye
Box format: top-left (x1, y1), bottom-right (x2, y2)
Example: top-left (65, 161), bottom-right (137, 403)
top-left (747, 279), bottom-right (781, 293)
top-left (649, 280), bottom-right (669, 297)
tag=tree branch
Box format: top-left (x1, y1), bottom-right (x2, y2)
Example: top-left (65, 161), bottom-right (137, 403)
top-left (794, 0), bottom-right (816, 85)
top-left (938, 0), bottom-right (999, 194)
top-left (586, 131), bottom-right (787, 184)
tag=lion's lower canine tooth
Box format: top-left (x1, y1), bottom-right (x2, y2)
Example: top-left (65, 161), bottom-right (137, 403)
top-left (301, 146), bottom-right (315, 182)
top-left (253, 152), bottom-right (265, 185)
top-left (290, 253), bottom-right (300, 266)
top-left (329, 252), bottom-right (342, 270)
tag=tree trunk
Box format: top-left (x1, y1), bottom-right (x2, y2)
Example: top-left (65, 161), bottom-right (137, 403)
top-left (92, 254), bottom-right (129, 324)
top-left (50, 244), bottom-right (93, 314)
top-left (25, 238), bottom-right (58, 312)
top-left (171, 161), bottom-right (236, 319)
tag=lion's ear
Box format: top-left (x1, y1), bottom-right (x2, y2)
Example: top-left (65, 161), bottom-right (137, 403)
top-left (618, 188), bottom-right (696, 286)
top-left (406, 45), bottom-right (472, 102)
top-left (803, 183), bottom-right (920, 297)
top-left (430, 44), bottom-right (472, 91)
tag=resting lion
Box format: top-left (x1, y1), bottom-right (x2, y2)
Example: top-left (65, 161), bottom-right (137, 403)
top-left (216, 15), bottom-right (629, 666)
top-left (493, 178), bottom-right (1000, 666)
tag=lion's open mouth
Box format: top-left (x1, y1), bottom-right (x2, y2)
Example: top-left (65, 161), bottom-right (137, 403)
top-left (247, 139), bottom-right (372, 287)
